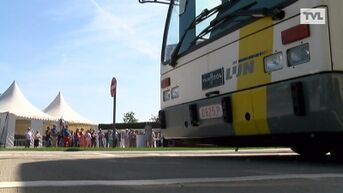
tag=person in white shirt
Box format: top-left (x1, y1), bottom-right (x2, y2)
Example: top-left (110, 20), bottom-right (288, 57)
top-left (24, 127), bottom-right (32, 148)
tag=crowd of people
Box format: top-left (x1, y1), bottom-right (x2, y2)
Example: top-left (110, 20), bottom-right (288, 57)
top-left (24, 124), bottom-right (164, 148)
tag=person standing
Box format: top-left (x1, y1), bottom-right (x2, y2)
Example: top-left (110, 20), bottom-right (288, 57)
top-left (107, 130), bottom-right (113, 148)
top-left (24, 128), bottom-right (32, 148)
top-left (62, 125), bottom-right (71, 147)
top-left (104, 130), bottom-right (109, 148)
top-left (74, 128), bottom-right (80, 147)
top-left (79, 128), bottom-right (85, 147)
top-left (156, 132), bottom-right (162, 147)
top-left (51, 124), bottom-right (58, 147)
top-left (145, 124), bottom-right (153, 148)
top-left (86, 130), bottom-right (92, 147)
top-left (124, 129), bottom-right (130, 148)
top-left (120, 130), bottom-right (125, 148)
top-left (45, 126), bottom-right (51, 147)
top-left (34, 131), bottom-right (41, 148)
top-left (114, 130), bottom-right (120, 147)
top-left (91, 129), bottom-right (97, 147)
top-left (98, 129), bottom-right (104, 148)
top-left (57, 130), bottom-right (63, 147)
top-left (129, 130), bottom-right (136, 147)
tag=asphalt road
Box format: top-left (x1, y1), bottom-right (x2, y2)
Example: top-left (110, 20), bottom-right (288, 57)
top-left (0, 149), bottom-right (343, 193)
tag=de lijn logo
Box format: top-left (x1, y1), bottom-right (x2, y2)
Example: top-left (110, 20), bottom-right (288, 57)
top-left (300, 8), bottom-right (326, 24)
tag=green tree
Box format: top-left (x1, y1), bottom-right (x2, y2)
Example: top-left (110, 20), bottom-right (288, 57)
top-left (149, 114), bottom-right (159, 123)
top-left (123, 111), bottom-right (138, 123)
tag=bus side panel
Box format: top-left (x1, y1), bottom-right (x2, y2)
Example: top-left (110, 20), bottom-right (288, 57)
top-left (267, 73), bottom-right (343, 134)
top-left (327, 1), bottom-right (343, 71)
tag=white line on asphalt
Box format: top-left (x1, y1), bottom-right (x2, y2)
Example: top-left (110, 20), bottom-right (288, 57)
top-left (0, 152), bottom-right (298, 159)
top-left (1, 173), bottom-right (343, 188)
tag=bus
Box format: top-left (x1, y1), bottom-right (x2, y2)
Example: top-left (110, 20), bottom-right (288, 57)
top-left (140, 0), bottom-right (343, 157)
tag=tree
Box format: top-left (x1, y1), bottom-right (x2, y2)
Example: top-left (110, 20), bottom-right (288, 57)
top-left (122, 111), bottom-right (138, 123)
top-left (149, 114), bottom-right (159, 123)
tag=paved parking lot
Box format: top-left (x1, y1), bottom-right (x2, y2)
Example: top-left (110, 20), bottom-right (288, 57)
top-left (0, 149), bottom-right (342, 193)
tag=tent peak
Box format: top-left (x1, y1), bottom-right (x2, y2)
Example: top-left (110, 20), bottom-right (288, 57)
top-left (43, 92), bottom-right (94, 124)
top-left (10, 80), bottom-right (18, 88)
top-left (2, 81), bottom-right (24, 101)
top-left (57, 92), bottom-right (65, 99)
top-left (0, 81), bottom-right (55, 120)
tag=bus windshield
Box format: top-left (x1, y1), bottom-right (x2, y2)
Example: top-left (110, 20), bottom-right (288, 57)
top-left (162, 0), bottom-right (290, 64)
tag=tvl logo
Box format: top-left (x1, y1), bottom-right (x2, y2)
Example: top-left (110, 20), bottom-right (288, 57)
top-left (300, 8), bottom-right (326, 24)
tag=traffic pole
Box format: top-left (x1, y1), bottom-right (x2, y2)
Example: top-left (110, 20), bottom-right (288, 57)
top-left (113, 95), bottom-right (116, 146)
top-left (110, 77), bottom-right (117, 147)
top-left (113, 94), bottom-right (116, 127)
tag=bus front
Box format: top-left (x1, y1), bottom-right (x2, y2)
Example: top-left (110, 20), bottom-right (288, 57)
top-left (157, 0), bottom-right (343, 157)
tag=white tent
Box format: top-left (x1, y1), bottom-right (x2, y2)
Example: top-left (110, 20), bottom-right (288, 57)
top-left (0, 81), bottom-right (55, 147)
top-left (43, 92), bottom-right (94, 125)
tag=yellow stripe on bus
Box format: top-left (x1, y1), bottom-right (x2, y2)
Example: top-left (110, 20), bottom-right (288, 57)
top-left (233, 18), bottom-right (273, 136)
top-left (251, 87), bottom-right (270, 135)
top-left (232, 90), bottom-right (255, 136)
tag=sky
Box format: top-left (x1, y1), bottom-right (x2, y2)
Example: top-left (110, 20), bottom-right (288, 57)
top-left (0, 0), bottom-right (168, 124)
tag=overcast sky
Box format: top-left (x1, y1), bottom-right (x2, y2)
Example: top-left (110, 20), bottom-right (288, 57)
top-left (0, 0), bottom-right (168, 123)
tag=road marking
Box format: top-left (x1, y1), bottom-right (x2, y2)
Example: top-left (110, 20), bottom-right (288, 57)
top-left (0, 149), bottom-right (297, 159)
top-left (1, 173), bottom-right (343, 188)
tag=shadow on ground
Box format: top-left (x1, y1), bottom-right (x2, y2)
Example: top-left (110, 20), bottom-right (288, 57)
top-left (15, 154), bottom-right (343, 193)
top-left (18, 154), bottom-right (343, 180)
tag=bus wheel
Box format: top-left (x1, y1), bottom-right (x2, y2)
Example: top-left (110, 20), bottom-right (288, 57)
top-left (291, 146), bottom-right (329, 158)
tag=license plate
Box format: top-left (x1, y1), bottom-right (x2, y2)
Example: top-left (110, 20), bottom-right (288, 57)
top-left (199, 104), bottom-right (223, 120)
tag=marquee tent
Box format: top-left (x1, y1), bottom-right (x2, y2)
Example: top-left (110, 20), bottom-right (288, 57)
top-left (43, 92), bottom-right (94, 127)
top-left (0, 81), bottom-right (55, 147)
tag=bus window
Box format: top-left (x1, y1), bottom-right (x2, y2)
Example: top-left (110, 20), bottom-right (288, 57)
top-left (209, 0), bottom-right (289, 39)
top-left (195, 0), bottom-right (221, 41)
top-left (163, 0), bottom-right (221, 64)
top-left (163, 0), bottom-right (181, 63)
top-left (162, 0), bottom-right (292, 65)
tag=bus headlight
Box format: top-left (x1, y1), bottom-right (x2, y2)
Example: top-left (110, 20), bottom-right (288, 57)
top-left (264, 52), bottom-right (283, 72)
top-left (171, 86), bottom-right (179, 99)
top-left (163, 90), bottom-right (171, 102)
top-left (287, 43), bottom-right (310, 67)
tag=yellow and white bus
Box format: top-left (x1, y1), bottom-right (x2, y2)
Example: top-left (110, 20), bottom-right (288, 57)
top-left (141, 0), bottom-right (343, 157)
